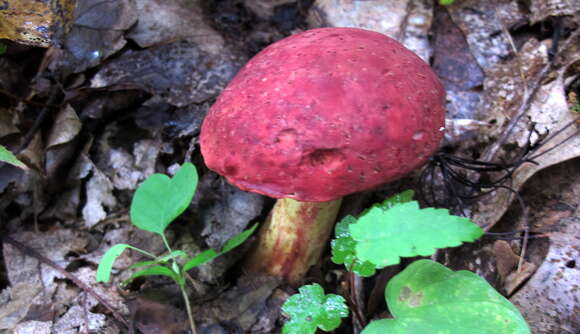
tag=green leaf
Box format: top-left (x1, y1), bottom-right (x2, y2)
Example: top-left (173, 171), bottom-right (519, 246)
top-left (370, 190), bottom-right (415, 211)
top-left (124, 265), bottom-right (182, 286)
top-left (282, 283), bottom-right (349, 334)
top-left (96, 244), bottom-right (132, 283)
top-left (350, 200), bottom-right (483, 268)
top-left (127, 250), bottom-right (187, 270)
top-left (362, 260), bottom-right (530, 334)
top-left (331, 216), bottom-right (376, 277)
top-left (183, 224), bottom-right (257, 271)
top-left (439, 0), bottom-right (455, 5)
top-left (130, 163), bottom-right (198, 235)
top-left (0, 145), bottom-right (27, 169)
top-left (183, 249), bottom-right (218, 272)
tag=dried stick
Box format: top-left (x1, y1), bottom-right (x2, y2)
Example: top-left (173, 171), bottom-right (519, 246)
top-left (2, 235), bottom-right (130, 328)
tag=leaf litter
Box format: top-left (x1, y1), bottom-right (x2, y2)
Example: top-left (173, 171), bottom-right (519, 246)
top-left (0, 0), bottom-right (578, 333)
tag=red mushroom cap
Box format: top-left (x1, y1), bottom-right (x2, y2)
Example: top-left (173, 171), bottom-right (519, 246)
top-left (200, 27), bottom-right (445, 202)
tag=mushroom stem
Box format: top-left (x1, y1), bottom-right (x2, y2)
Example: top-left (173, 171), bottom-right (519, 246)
top-left (245, 198), bottom-right (342, 283)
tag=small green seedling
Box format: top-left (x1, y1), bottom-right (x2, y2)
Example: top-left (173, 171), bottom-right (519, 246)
top-left (439, 0), bottom-right (456, 5)
top-left (282, 283), bottom-right (349, 334)
top-left (96, 162), bottom-right (256, 334)
top-left (283, 191), bottom-right (531, 333)
top-left (0, 145), bottom-right (27, 169)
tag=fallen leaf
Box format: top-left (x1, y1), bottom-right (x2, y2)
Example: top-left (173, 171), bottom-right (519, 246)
top-left (511, 218), bottom-right (579, 333)
top-left (47, 104), bottom-right (81, 148)
top-left (0, 0), bottom-right (76, 47)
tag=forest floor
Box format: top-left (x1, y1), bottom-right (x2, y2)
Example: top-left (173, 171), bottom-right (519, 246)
top-left (0, 1), bottom-right (579, 334)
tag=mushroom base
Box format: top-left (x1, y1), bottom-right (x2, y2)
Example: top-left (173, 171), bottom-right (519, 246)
top-left (245, 198), bottom-right (342, 284)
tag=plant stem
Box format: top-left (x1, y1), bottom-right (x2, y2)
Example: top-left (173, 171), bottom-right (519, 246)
top-left (161, 234), bottom-right (174, 253)
top-left (180, 285), bottom-right (197, 334)
top-left (127, 245), bottom-right (157, 259)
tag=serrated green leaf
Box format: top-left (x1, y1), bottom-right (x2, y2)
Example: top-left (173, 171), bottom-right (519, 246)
top-left (127, 250), bottom-right (187, 270)
top-left (376, 190), bottom-right (415, 210)
top-left (362, 260), bottom-right (530, 334)
top-left (124, 265), bottom-right (182, 286)
top-left (331, 216), bottom-right (376, 277)
top-left (0, 145), bottom-right (27, 169)
top-left (282, 283), bottom-right (348, 334)
top-left (183, 224), bottom-right (257, 272)
top-left (96, 244), bottom-right (132, 283)
top-left (350, 201), bottom-right (483, 267)
top-left (130, 163), bottom-right (198, 235)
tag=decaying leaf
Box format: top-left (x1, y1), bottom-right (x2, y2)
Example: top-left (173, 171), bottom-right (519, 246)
top-left (529, 0), bottom-right (580, 24)
top-left (308, 0), bottom-right (434, 61)
top-left (471, 38), bottom-right (580, 229)
top-left (46, 104), bottom-right (81, 148)
top-left (90, 40), bottom-right (243, 107)
top-left (0, 107), bottom-right (20, 137)
top-left (0, 282), bottom-right (42, 330)
top-left (445, 0), bottom-right (526, 70)
top-left (432, 6), bottom-right (485, 136)
top-left (127, 0), bottom-right (226, 55)
top-left (58, 0), bottom-right (137, 73)
top-left (493, 240), bottom-right (537, 295)
top-left (511, 218), bottom-right (579, 333)
top-left (82, 161), bottom-right (117, 227)
top-left (0, 0), bottom-right (76, 47)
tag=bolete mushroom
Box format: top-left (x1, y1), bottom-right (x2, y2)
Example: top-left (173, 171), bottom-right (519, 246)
top-left (200, 27), bottom-right (445, 283)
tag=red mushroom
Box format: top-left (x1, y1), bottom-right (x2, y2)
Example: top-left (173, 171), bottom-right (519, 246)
top-left (200, 27), bottom-right (445, 283)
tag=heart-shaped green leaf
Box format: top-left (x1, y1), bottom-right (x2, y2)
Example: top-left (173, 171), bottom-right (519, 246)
top-left (130, 163), bottom-right (198, 235)
top-left (350, 200), bottom-right (482, 268)
top-left (362, 260), bottom-right (530, 334)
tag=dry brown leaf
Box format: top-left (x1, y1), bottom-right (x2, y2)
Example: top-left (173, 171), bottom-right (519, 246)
top-left (0, 0), bottom-right (76, 47)
top-left (46, 104), bottom-right (81, 148)
top-left (127, 0), bottom-right (226, 55)
top-left (446, 0), bottom-right (526, 70)
top-left (511, 218), bottom-right (579, 333)
top-left (0, 107), bottom-right (20, 138)
top-left (493, 240), bottom-right (537, 295)
top-left (469, 36), bottom-right (580, 229)
top-left (529, 0), bottom-right (580, 24)
top-left (308, 0), bottom-right (434, 61)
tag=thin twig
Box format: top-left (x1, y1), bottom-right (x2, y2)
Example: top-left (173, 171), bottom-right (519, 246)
top-left (0, 88), bottom-right (61, 108)
top-left (1, 235), bottom-right (130, 328)
top-left (517, 206), bottom-right (530, 272)
top-left (349, 272), bottom-right (366, 331)
top-left (16, 85), bottom-right (62, 154)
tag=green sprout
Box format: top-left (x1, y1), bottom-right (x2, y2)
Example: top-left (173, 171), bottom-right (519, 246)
top-left (282, 191), bottom-right (531, 333)
top-left (96, 163), bottom-right (256, 334)
top-left (0, 145), bottom-right (27, 169)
